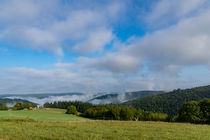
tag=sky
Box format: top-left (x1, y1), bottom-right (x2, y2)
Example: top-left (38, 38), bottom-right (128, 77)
top-left (1, 0), bottom-right (210, 94)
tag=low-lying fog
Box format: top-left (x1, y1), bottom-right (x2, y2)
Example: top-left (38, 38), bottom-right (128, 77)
top-left (3, 93), bottom-right (125, 106)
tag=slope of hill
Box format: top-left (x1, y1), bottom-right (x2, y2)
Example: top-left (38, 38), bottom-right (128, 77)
top-left (122, 85), bottom-right (210, 116)
top-left (90, 93), bottom-right (118, 100)
top-left (0, 108), bottom-right (86, 121)
top-left (89, 91), bottom-right (162, 104)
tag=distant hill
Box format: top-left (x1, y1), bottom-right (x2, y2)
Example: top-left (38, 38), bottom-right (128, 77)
top-left (0, 93), bottom-right (84, 105)
top-left (122, 85), bottom-right (210, 116)
top-left (89, 91), bottom-right (162, 104)
top-left (0, 93), bottom-right (83, 99)
top-left (0, 98), bottom-right (34, 107)
top-left (0, 91), bottom-right (162, 105)
top-left (89, 93), bottom-right (118, 100)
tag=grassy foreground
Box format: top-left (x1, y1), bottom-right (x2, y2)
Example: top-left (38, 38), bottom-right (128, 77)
top-left (0, 120), bottom-right (209, 140)
top-left (0, 108), bottom-right (86, 121)
top-left (0, 108), bottom-right (209, 140)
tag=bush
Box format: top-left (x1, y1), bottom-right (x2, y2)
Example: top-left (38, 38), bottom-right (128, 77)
top-left (134, 110), bottom-right (168, 121)
top-left (0, 105), bottom-right (8, 110)
top-left (145, 112), bottom-right (168, 121)
top-left (66, 105), bottom-right (78, 115)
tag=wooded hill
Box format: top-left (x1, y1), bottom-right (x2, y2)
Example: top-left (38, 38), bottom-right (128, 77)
top-left (122, 85), bottom-right (210, 116)
top-left (88, 91), bottom-right (162, 104)
top-left (0, 98), bottom-right (34, 106)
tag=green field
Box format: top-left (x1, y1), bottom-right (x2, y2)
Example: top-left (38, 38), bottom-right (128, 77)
top-left (0, 108), bottom-right (87, 121)
top-left (0, 108), bottom-right (209, 140)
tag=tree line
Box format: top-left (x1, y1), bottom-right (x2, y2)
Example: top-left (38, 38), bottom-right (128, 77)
top-left (44, 101), bottom-right (169, 121)
top-left (1, 99), bottom-right (209, 124)
top-left (45, 99), bottom-right (210, 124)
top-left (0, 103), bottom-right (37, 111)
top-left (44, 101), bottom-right (93, 113)
top-left (0, 104), bottom-right (9, 110)
top-left (81, 105), bottom-right (169, 121)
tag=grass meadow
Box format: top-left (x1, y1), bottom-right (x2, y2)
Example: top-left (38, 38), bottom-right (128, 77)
top-left (0, 108), bottom-right (86, 121)
top-left (0, 108), bottom-right (209, 140)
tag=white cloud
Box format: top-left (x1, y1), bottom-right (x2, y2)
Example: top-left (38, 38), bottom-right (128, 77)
top-left (1, 0), bottom-right (210, 94)
top-left (72, 28), bottom-right (113, 54)
top-left (0, 64), bottom-right (156, 94)
top-left (0, 0), bottom-right (124, 55)
top-left (87, 53), bottom-right (140, 73)
top-left (131, 9), bottom-right (210, 70)
top-left (83, 8), bottom-right (210, 74)
top-left (145, 0), bottom-right (207, 26)
top-left (0, 0), bottom-right (40, 23)
top-left (52, 5), bottom-right (210, 91)
top-left (55, 6), bottom-right (210, 82)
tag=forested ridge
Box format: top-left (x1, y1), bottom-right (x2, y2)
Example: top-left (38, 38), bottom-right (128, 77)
top-left (0, 98), bottom-right (33, 105)
top-left (89, 91), bottom-right (162, 103)
top-left (122, 85), bottom-right (210, 116)
top-left (43, 86), bottom-right (210, 124)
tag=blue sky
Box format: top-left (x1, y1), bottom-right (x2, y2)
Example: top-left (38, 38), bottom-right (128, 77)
top-left (0, 0), bottom-right (210, 94)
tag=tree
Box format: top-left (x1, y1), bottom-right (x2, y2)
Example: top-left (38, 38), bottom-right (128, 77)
top-left (134, 110), bottom-right (143, 121)
top-left (23, 103), bottom-right (37, 109)
top-left (198, 100), bottom-right (210, 123)
top-left (12, 103), bottom-right (37, 110)
top-left (110, 107), bottom-right (121, 120)
top-left (66, 105), bottom-right (78, 115)
top-left (120, 107), bottom-right (136, 120)
top-left (177, 101), bottom-right (201, 123)
top-left (12, 103), bottom-right (25, 110)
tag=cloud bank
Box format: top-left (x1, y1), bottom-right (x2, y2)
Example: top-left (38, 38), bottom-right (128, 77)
top-left (0, 0), bottom-right (210, 94)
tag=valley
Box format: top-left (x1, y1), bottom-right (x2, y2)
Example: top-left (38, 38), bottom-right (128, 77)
top-left (0, 108), bottom-right (209, 140)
